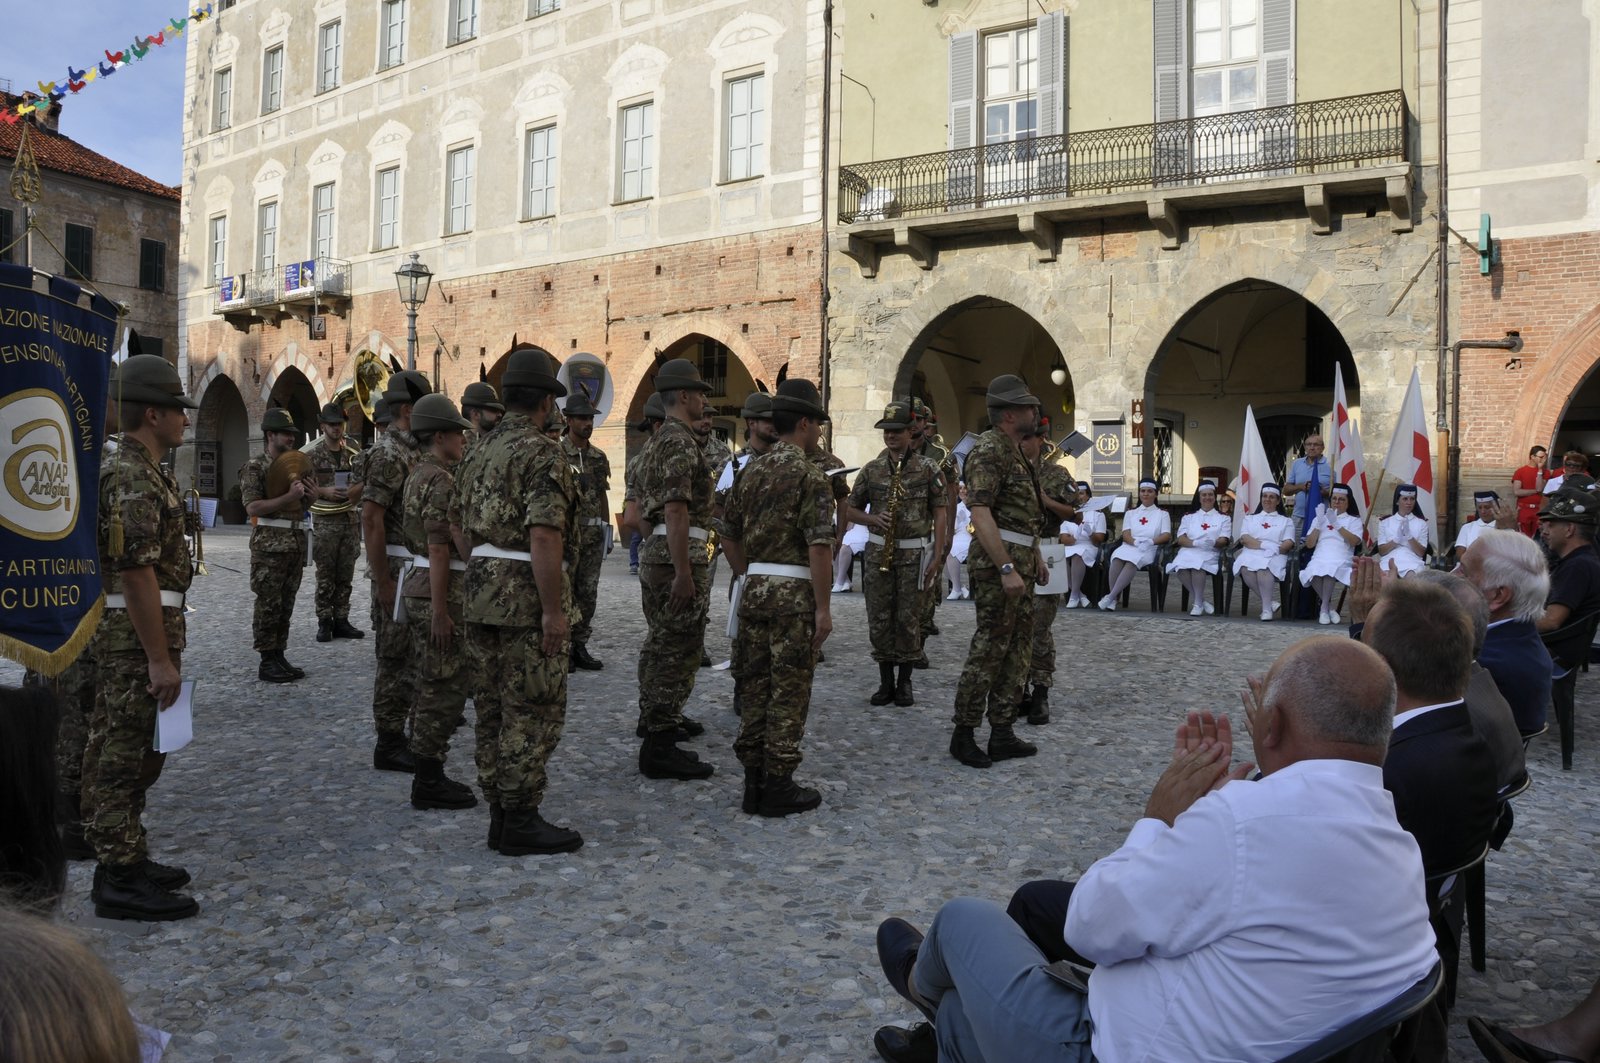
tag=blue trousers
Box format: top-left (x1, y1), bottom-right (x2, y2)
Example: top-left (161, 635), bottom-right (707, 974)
top-left (910, 897), bottom-right (1094, 1063)
top-left (628, 532), bottom-right (642, 568)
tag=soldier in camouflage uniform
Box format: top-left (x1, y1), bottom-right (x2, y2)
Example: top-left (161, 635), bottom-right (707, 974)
top-left (459, 381), bottom-right (503, 466)
top-left (620, 393), bottom-right (666, 575)
top-left (1023, 435), bottom-right (1080, 726)
top-left (843, 400), bottom-right (949, 709)
top-left (350, 397), bottom-right (389, 492)
top-left (455, 345), bottom-right (583, 855)
top-left (911, 398), bottom-right (958, 659)
top-left (714, 393), bottom-right (776, 717)
top-left (950, 375), bottom-right (1046, 769)
top-left (633, 358), bottom-right (718, 781)
top-left (303, 403), bottom-right (365, 643)
top-left (561, 392), bottom-right (612, 671)
top-left (400, 395), bottom-right (479, 812)
top-left (694, 412), bottom-right (728, 666)
top-left (361, 370), bottom-right (433, 773)
top-left (721, 379), bottom-right (836, 817)
top-left (543, 402), bottom-right (567, 441)
top-left (23, 649), bottom-right (99, 859)
top-left (240, 408), bottom-right (314, 684)
top-left (83, 355), bottom-right (199, 921)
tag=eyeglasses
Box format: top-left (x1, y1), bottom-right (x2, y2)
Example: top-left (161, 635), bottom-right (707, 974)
top-left (1565, 461), bottom-right (1585, 468)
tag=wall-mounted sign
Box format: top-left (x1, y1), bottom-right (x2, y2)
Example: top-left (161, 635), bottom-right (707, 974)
top-left (1091, 421), bottom-right (1125, 493)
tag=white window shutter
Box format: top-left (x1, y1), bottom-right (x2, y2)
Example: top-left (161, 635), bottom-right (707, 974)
top-left (1260, 0), bottom-right (1295, 107)
top-left (1152, 0), bottom-right (1188, 122)
top-left (948, 31), bottom-right (978, 151)
top-left (1037, 12), bottom-right (1066, 139)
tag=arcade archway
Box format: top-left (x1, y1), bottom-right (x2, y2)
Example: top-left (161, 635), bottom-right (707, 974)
top-left (1549, 360), bottom-right (1600, 467)
top-left (194, 375), bottom-right (250, 505)
top-left (268, 366), bottom-right (320, 436)
top-left (621, 334), bottom-right (768, 469)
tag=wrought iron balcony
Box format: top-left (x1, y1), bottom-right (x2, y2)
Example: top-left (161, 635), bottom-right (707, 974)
top-left (838, 89), bottom-right (1408, 225)
top-left (215, 257), bottom-right (352, 329)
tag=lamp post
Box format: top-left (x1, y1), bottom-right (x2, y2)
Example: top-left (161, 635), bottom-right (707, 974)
top-left (394, 252), bottom-right (433, 372)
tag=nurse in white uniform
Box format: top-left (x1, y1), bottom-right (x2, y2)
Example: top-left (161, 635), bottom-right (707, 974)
top-left (1451, 490), bottom-right (1500, 564)
top-left (1062, 481), bottom-right (1105, 608)
top-left (1299, 483), bottom-right (1364, 624)
top-left (1100, 480), bottom-right (1171, 611)
top-left (1376, 484), bottom-right (1429, 578)
top-left (945, 485), bottom-right (974, 600)
top-left (1232, 482), bottom-right (1295, 620)
top-left (1166, 483), bottom-right (1231, 616)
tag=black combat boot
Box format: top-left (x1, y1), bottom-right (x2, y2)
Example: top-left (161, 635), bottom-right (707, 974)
top-left (316, 619), bottom-right (333, 642)
top-left (926, 622), bottom-right (940, 638)
top-left (411, 757), bottom-right (479, 810)
top-left (741, 767), bottom-right (764, 814)
top-left (949, 726), bottom-right (992, 769)
top-left (92, 861), bottom-right (199, 922)
top-left (373, 732), bottom-right (416, 773)
top-left (487, 803), bottom-right (504, 852)
top-left (58, 792), bottom-right (94, 861)
top-left (142, 857), bottom-right (191, 890)
top-left (633, 714), bottom-right (705, 740)
top-left (732, 687), bottom-right (743, 717)
top-left (639, 734), bottom-right (716, 780)
top-left (498, 807), bottom-right (583, 856)
top-left (700, 649), bottom-right (713, 668)
top-left (912, 651), bottom-right (930, 670)
top-left (894, 664), bottom-right (915, 707)
top-left (570, 643), bottom-right (603, 670)
top-left (869, 663), bottom-right (897, 706)
top-left (1026, 685), bottom-right (1051, 726)
top-left (331, 617), bottom-right (365, 639)
top-left (874, 1023), bottom-right (937, 1063)
top-left (258, 653), bottom-right (296, 684)
top-left (988, 724), bottom-right (1039, 761)
top-left (275, 652), bottom-right (306, 679)
top-left (758, 773), bottom-right (822, 817)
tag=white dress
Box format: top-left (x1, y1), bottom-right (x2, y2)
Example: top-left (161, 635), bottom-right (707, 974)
top-left (1233, 511), bottom-right (1294, 580)
top-left (841, 520), bottom-right (869, 555)
top-left (1111, 504), bottom-right (1171, 568)
top-left (951, 501), bottom-right (973, 563)
top-left (1376, 513), bottom-right (1429, 576)
top-left (1452, 517), bottom-right (1495, 555)
top-left (1065, 510), bottom-right (1105, 565)
top-left (1299, 512), bottom-right (1364, 586)
top-left (1166, 509), bottom-right (1228, 574)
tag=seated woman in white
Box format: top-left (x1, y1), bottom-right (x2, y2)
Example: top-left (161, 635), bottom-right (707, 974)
top-left (832, 518), bottom-right (870, 592)
top-left (1063, 480), bottom-right (1106, 608)
top-left (1299, 483), bottom-right (1365, 625)
top-left (1232, 482), bottom-right (1295, 621)
top-left (1451, 490), bottom-right (1501, 563)
top-left (945, 487), bottom-right (973, 600)
top-left (1100, 479), bottom-right (1172, 611)
top-left (1376, 484), bottom-right (1430, 578)
top-left (1166, 482), bottom-right (1231, 616)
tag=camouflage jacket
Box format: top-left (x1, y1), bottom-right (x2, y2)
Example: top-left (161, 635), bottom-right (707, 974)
top-left (964, 428), bottom-right (1043, 577)
top-left (637, 419), bottom-right (713, 566)
top-left (1037, 461), bottom-right (1078, 537)
top-left (362, 429), bottom-right (422, 547)
top-left (401, 453), bottom-right (463, 608)
top-left (809, 446), bottom-right (851, 503)
top-left (917, 435), bottom-right (958, 486)
top-left (301, 434), bottom-right (361, 523)
top-left (455, 412), bottom-right (577, 627)
top-left (847, 449), bottom-right (947, 563)
top-left (561, 438), bottom-right (612, 524)
top-left (99, 434), bottom-right (190, 654)
top-left (239, 451), bottom-right (308, 554)
top-left (724, 440), bottom-right (834, 616)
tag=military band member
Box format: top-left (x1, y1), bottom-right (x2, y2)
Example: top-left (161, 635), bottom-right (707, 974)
top-left (400, 395), bottom-right (479, 812)
top-left (721, 379), bottom-right (836, 816)
top-left (351, 397), bottom-right (390, 490)
top-left (84, 355), bottom-right (199, 921)
top-left (459, 381), bottom-right (504, 464)
top-left (950, 375), bottom-right (1045, 769)
top-left (910, 398), bottom-right (958, 659)
top-left (456, 346), bottom-right (583, 855)
top-left (1023, 430), bottom-right (1077, 725)
top-left (633, 358), bottom-right (717, 781)
top-left (842, 400), bottom-right (948, 708)
top-left (303, 402), bottom-right (365, 643)
top-left (240, 408), bottom-right (314, 684)
top-left (561, 392), bottom-right (612, 671)
top-left (620, 393), bottom-right (666, 575)
top-left (543, 402), bottom-right (567, 442)
top-left (715, 392), bottom-right (777, 717)
top-left (361, 370), bottom-right (433, 773)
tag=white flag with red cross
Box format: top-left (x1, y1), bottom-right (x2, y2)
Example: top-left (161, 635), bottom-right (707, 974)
top-left (1234, 405), bottom-right (1273, 541)
top-left (1331, 362), bottom-right (1372, 516)
top-left (1380, 367), bottom-right (1437, 546)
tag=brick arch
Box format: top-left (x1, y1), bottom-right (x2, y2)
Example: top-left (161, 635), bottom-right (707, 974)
top-left (1508, 303), bottom-right (1600, 461)
top-left (258, 345), bottom-right (331, 409)
top-left (611, 317), bottom-right (777, 425)
top-left (192, 348), bottom-right (248, 411)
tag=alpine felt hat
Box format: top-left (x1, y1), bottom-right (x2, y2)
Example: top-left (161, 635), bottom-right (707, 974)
top-left (499, 346), bottom-right (567, 395)
top-left (111, 355), bottom-right (197, 409)
top-left (985, 374), bottom-right (1041, 408)
top-left (318, 402), bottom-right (346, 424)
top-left (653, 358), bottom-right (713, 393)
top-left (261, 408), bottom-right (298, 433)
top-left (410, 394), bottom-right (473, 434)
top-left (564, 393), bottom-right (600, 418)
top-left (771, 379), bottom-right (828, 422)
top-left (460, 381), bottom-right (504, 413)
top-left (382, 370), bottom-right (433, 406)
top-left (1539, 486), bottom-right (1599, 526)
top-left (875, 400), bottom-right (914, 430)
top-left (740, 392), bottom-right (774, 420)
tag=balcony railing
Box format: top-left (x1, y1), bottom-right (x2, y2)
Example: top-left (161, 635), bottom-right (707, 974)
top-left (838, 89), bottom-right (1408, 224)
top-left (214, 257), bottom-right (352, 315)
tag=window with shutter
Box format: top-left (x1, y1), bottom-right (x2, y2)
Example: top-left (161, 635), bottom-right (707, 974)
top-left (1152, 0), bottom-right (1190, 182)
top-left (139, 239), bottom-right (166, 291)
top-left (64, 224), bottom-right (93, 280)
top-left (1036, 11), bottom-right (1067, 191)
top-left (0, 209), bottom-right (12, 265)
top-left (947, 31), bottom-right (978, 210)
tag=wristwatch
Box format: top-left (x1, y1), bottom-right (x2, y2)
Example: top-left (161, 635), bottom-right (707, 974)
top-left (999, 562), bottom-right (1016, 576)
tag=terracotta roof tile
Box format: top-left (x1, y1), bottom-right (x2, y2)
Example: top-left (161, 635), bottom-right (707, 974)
top-left (1, 92), bottom-right (180, 203)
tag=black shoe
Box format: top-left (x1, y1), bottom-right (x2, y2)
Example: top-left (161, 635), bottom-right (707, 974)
top-left (876, 918), bottom-right (935, 1022)
top-left (487, 803), bottom-right (504, 852)
top-left (92, 862), bottom-right (199, 922)
top-left (373, 733), bottom-right (417, 773)
top-left (869, 663), bottom-right (897, 706)
top-left (258, 654), bottom-right (297, 684)
top-left (570, 643), bottom-right (604, 670)
top-left (874, 1023), bottom-right (936, 1063)
top-left (58, 793), bottom-right (94, 861)
top-left (1026, 686), bottom-right (1051, 726)
top-left (498, 807), bottom-right (583, 856)
top-left (758, 773), bottom-right (822, 817)
top-left (894, 665), bottom-right (914, 707)
top-left (639, 734), bottom-right (716, 780)
top-left (927, 622), bottom-right (940, 637)
top-left (316, 619), bottom-right (333, 643)
top-left (700, 651), bottom-right (713, 668)
top-left (912, 652), bottom-right (930, 670)
top-left (142, 857), bottom-right (191, 891)
top-left (949, 725), bottom-right (992, 768)
top-left (816, 650), bottom-right (826, 663)
top-left (331, 618), bottom-right (365, 639)
top-left (633, 715), bottom-right (706, 741)
top-left (988, 725), bottom-right (1038, 761)
top-left (411, 757), bottom-right (479, 810)
top-left (741, 767), bottom-right (764, 815)
top-left (732, 690), bottom-right (742, 717)
top-left (275, 652), bottom-right (306, 679)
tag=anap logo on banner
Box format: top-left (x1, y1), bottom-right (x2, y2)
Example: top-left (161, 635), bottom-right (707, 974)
top-left (0, 388), bottom-right (81, 540)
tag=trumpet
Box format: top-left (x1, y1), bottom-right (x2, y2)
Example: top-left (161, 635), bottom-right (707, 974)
top-left (184, 488), bottom-right (208, 577)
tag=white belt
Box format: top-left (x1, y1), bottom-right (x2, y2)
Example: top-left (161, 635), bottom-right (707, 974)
top-left (746, 562), bottom-right (811, 580)
top-left (583, 518), bottom-right (610, 528)
top-left (998, 529), bottom-right (1037, 547)
top-left (384, 544), bottom-right (412, 559)
top-left (256, 517), bottom-right (309, 530)
top-left (867, 534), bottom-right (931, 550)
top-left (651, 524), bottom-right (710, 540)
top-left (411, 554), bottom-right (467, 572)
top-left (470, 544), bottom-right (568, 571)
top-left (104, 590), bottom-right (185, 609)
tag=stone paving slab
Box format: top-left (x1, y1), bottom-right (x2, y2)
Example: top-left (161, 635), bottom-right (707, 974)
top-left (7, 531), bottom-right (1597, 1062)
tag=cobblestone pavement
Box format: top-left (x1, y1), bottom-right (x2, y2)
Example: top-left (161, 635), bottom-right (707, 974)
top-left (8, 530), bottom-right (1597, 1062)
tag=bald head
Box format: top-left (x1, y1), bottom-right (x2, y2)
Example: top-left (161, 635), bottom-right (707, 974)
top-left (1255, 637), bottom-right (1396, 772)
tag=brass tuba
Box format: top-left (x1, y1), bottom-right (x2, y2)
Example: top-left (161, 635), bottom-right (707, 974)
top-left (336, 350), bottom-right (390, 423)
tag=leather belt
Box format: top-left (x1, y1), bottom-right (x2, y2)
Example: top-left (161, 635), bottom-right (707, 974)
top-left (104, 590), bottom-right (185, 609)
top-left (411, 555), bottom-right (467, 572)
top-left (746, 562), bottom-right (811, 580)
top-left (651, 524), bottom-right (710, 540)
top-left (255, 517), bottom-right (308, 530)
top-left (998, 529), bottom-right (1037, 547)
top-left (867, 534), bottom-right (931, 549)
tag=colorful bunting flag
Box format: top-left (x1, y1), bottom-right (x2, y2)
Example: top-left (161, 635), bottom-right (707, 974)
top-left (7, 6), bottom-right (214, 119)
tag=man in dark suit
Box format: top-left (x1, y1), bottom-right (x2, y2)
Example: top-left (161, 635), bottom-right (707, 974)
top-left (1460, 528), bottom-right (1554, 736)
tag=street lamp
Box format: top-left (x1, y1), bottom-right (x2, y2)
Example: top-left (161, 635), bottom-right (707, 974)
top-left (394, 252), bottom-right (433, 372)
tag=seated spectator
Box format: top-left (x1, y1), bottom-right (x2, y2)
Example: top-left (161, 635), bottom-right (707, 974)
top-left (1453, 491), bottom-right (1501, 562)
top-left (1233, 482), bottom-right (1296, 621)
top-left (872, 638), bottom-right (1437, 1063)
top-left (1165, 483), bottom-right (1230, 617)
top-left (0, 686), bottom-right (66, 914)
top-left (1543, 450), bottom-right (1589, 495)
top-left (1377, 484), bottom-right (1431, 577)
top-left (0, 905), bottom-right (143, 1062)
top-left (1098, 480), bottom-right (1170, 611)
top-left (1460, 529), bottom-right (1553, 735)
top-left (832, 519), bottom-right (869, 593)
top-left (1534, 487), bottom-right (1600, 678)
top-left (1060, 481), bottom-right (1105, 609)
top-left (1299, 484), bottom-right (1364, 624)
top-left (945, 486), bottom-right (972, 600)
top-left (1470, 974), bottom-right (1600, 1063)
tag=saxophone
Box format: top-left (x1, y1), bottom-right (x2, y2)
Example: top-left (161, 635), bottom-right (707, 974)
top-left (878, 456), bottom-right (907, 573)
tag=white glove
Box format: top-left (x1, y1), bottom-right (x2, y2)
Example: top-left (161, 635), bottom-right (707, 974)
top-left (1314, 503), bottom-right (1328, 523)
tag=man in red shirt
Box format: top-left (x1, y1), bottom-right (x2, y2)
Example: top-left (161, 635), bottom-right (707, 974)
top-left (1512, 445), bottom-right (1548, 538)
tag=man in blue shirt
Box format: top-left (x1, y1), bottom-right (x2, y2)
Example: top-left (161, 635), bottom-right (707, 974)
top-left (1284, 433), bottom-right (1331, 533)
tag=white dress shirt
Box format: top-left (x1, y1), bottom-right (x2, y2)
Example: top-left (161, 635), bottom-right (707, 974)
top-left (1068, 759), bottom-right (1438, 1063)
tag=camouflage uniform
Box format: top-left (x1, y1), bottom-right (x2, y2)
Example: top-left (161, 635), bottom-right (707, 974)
top-left (403, 453), bottom-right (469, 760)
top-left (24, 650), bottom-right (97, 804)
top-left (82, 435), bottom-right (192, 867)
top-left (363, 429), bottom-right (423, 738)
top-left (561, 437), bottom-right (612, 647)
top-left (239, 452), bottom-right (308, 653)
top-left (847, 450), bottom-right (947, 664)
top-left (953, 428), bottom-right (1042, 728)
top-left (456, 411), bottom-right (578, 809)
top-left (1029, 461), bottom-right (1078, 690)
top-left (635, 418), bottom-right (714, 733)
top-left (916, 435), bottom-right (958, 635)
top-left (302, 433), bottom-right (363, 622)
top-left (723, 439), bottom-right (835, 776)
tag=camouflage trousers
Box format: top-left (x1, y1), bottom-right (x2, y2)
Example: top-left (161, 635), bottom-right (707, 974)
top-left (406, 597), bottom-right (469, 762)
top-left (467, 623), bottom-right (567, 810)
top-left (952, 571), bottom-right (1034, 728)
top-left (636, 562), bottom-right (710, 733)
top-left (82, 649), bottom-right (174, 866)
top-left (312, 516), bottom-right (361, 621)
top-left (24, 644), bottom-right (97, 797)
top-left (919, 569), bottom-right (941, 636)
top-left (1029, 593), bottom-right (1062, 688)
top-left (864, 553), bottom-right (925, 664)
top-left (251, 544), bottom-right (305, 653)
top-left (733, 611), bottom-right (817, 777)
top-left (369, 555), bottom-right (418, 738)
top-left (570, 525), bottom-right (606, 646)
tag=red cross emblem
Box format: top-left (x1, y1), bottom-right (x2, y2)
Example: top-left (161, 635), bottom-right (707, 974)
top-left (1261, 521), bottom-right (1272, 530)
top-left (1138, 517), bottom-right (1149, 525)
top-left (1200, 522), bottom-right (1211, 531)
